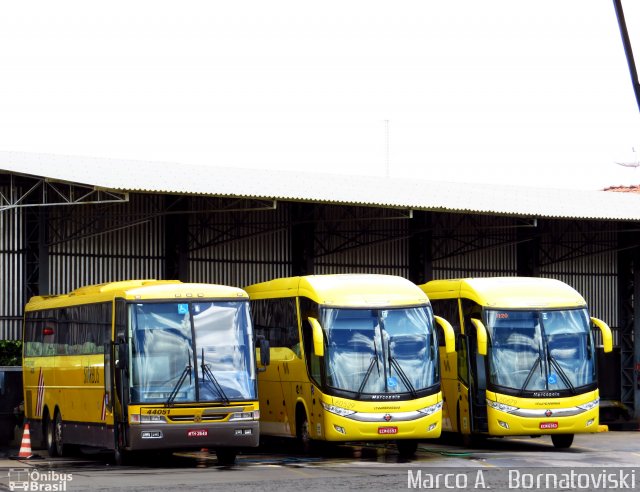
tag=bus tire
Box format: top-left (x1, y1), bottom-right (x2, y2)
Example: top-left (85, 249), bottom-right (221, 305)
top-left (113, 447), bottom-right (129, 466)
top-left (396, 439), bottom-right (418, 459)
top-left (216, 448), bottom-right (237, 466)
top-left (551, 434), bottom-right (574, 449)
top-left (44, 411), bottom-right (58, 457)
top-left (296, 406), bottom-right (312, 453)
top-left (53, 411), bottom-right (65, 457)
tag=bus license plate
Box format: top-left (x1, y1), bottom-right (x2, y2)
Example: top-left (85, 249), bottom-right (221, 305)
top-left (539, 422), bottom-right (558, 430)
top-left (378, 426), bottom-right (398, 435)
top-left (187, 429), bottom-right (208, 437)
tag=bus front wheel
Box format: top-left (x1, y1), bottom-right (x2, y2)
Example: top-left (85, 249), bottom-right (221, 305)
top-left (296, 409), bottom-right (312, 453)
top-left (551, 434), bottom-right (574, 449)
top-left (396, 439), bottom-right (418, 459)
top-left (216, 448), bottom-right (237, 466)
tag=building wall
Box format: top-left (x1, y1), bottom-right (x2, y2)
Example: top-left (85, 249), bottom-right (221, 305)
top-left (0, 194), bottom-right (622, 342)
top-left (0, 200), bottom-right (23, 340)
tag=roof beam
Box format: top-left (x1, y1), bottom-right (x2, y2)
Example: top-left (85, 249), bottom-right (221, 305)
top-left (0, 172), bottom-right (128, 211)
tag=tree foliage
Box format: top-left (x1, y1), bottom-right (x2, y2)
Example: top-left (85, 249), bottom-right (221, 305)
top-left (0, 340), bottom-right (22, 365)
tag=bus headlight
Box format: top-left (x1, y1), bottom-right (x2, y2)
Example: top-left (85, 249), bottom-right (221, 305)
top-left (229, 410), bottom-right (260, 421)
top-left (577, 398), bottom-right (599, 411)
top-left (417, 401), bottom-right (443, 416)
top-left (321, 402), bottom-right (356, 417)
top-left (486, 399), bottom-right (518, 414)
top-left (131, 414), bottom-right (168, 424)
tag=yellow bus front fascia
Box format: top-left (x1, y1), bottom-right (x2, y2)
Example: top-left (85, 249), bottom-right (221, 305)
top-left (319, 392), bottom-right (443, 442)
top-left (485, 389), bottom-right (600, 436)
top-left (126, 401), bottom-right (260, 450)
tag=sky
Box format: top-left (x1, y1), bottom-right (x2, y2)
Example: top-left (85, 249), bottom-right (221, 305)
top-left (1, 1), bottom-right (639, 191)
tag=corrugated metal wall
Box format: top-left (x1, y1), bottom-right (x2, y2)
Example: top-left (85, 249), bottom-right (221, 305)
top-left (314, 205), bottom-right (410, 276)
top-left (431, 214), bottom-right (518, 278)
top-left (189, 204), bottom-right (292, 288)
top-left (0, 195), bottom-right (24, 340)
top-left (47, 194), bottom-right (165, 295)
top-left (539, 219), bottom-right (618, 342)
top-left (0, 194), bottom-right (623, 345)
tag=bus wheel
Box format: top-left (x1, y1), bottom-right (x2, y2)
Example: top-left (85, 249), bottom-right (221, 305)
top-left (551, 434), bottom-right (574, 449)
top-left (396, 439), bottom-right (418, 459)
top-left (45, 412), bottom-right (58, 457)
top-left (53, 412), bottom-right (65, 457)
top-left (113, 447), bottom-right (130, 466)
top-left (216, 448), bottom-right (237, 466)
top-left (296, 410), bottom-right (312, 453)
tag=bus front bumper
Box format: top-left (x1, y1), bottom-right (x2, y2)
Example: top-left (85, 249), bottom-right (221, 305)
top-left (486, 406), bottom-right (600, 436)
top-left (127, 420), bottom-right (260, 451)
top-left (322, 410), bottom-right (442, 442)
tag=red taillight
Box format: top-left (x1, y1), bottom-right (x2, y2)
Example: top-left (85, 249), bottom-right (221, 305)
top-left (43, 327), bottom-right (54, 336)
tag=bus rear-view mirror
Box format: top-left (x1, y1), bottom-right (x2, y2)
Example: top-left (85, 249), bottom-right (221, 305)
top-left (591, 317), bottom-right (613, 353)
top-left (434, 315), bottom-right (456, 353)
top-left (308, 317), bottom-right (325, 357)
top-left (259, 337), bottom-right (270, 369)
top-left (468, 318), bottom-right (488, 356)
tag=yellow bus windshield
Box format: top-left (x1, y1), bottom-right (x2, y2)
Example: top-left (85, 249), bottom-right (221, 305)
top-left (129, 301), bottom-right (257, 404)
top-left (321, 306), bottom-right (439, 398)
top-left (485, 308), bottom-right (596, 394)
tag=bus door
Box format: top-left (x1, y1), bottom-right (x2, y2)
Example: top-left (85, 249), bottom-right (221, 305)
top-left (103, 342), bottom-right (115, 444)
top-left (113, 299), bottom-right (130, 452)
top-left (461, 316), bottom-right (488, 434)
top-left (456, 333), bottom-right (471, 434)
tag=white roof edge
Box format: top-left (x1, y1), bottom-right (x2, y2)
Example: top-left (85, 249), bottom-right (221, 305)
top-left (2, 150), bottom-right (640, 221)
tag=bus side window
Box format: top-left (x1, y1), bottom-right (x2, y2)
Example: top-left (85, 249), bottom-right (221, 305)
top-left (430, 299), bottom-right (461, 346)
top-left (250, 298), bottom-right (300, 357)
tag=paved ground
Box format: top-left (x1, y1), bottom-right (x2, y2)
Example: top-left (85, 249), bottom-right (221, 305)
top-left (1, 431), bottom-right (639, 491)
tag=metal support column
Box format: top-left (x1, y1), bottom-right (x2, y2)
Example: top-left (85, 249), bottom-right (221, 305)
top-left (516, 219), bottom-right (540, 277)
top-left (408, 211), bottom-right (432, 285)
top-left (617, 223), bottom-right (640, 419)
top-left (164, 196), bottom-right (190, 282)
top-left (24, 207), bottom-right (49, 299)
top-left (291, 203), bottom-right (315, 276)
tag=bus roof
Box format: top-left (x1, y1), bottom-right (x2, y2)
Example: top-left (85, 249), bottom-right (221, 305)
top-left (25, 279), bottom-right (249, 311)
top-left (420, 277), bottom-right (587, 309)
top-left (244, 274), bottom-right (429, 308)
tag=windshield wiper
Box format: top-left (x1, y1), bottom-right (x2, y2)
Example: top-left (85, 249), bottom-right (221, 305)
top-left (518, 355), bottom-right (541, 396)
top-left (200, 348), bottom-right (230, 404)
top-left (355, 335), bottom-right (381, 399)
top-left (165, 349), bottom-right (192, 407)
top-left (387, 338), bottom-right (417, 398)
top-left (547, 354), bottom-right (576, 394)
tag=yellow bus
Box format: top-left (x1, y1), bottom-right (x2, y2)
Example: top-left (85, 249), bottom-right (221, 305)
top-left (419, 277), bottom-right (613, 449)
top-left (244, 274), bottom-right (455, 457)
top-left (22, 280), bottom-right (267, 465)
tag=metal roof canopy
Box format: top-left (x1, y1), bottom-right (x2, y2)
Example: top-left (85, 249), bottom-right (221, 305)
top-left (2, 151), bottom-right (640, 220)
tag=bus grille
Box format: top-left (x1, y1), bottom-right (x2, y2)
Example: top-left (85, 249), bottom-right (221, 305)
top-left (168, 414), bottom-right (227, 422)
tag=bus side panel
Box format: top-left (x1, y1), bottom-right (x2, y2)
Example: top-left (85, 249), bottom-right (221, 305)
top-left (303, 383), bottom-right (324, 440)
top-left (258, 348), bottom-right (297, 437)
top-left (58, 353), bottom-right (114, 449)
top-left (439, 347), bottom-right (458, 432)
top-left (22, 356), bottom-right (51, 447)
top-left (282, 356), bottom-right (309, 438)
